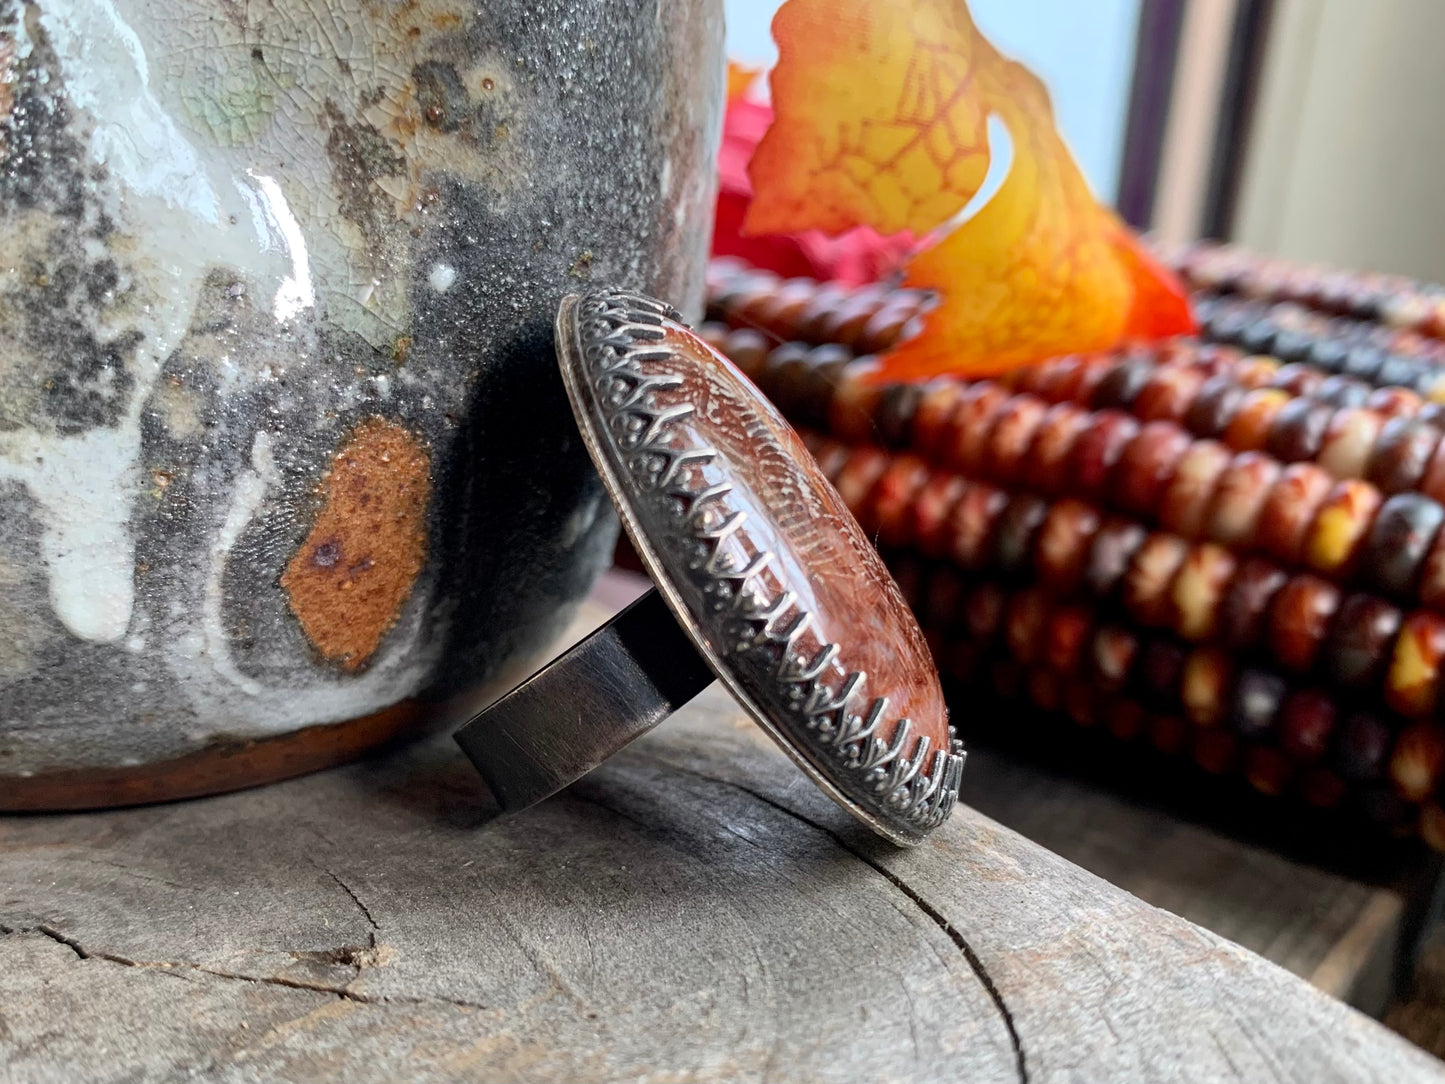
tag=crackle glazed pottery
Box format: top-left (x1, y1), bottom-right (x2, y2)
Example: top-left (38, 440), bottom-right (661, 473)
top-left (0, 0), bottom-right (724, 807)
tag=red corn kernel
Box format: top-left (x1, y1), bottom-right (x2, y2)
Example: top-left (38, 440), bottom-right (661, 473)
top-left (1245, 745), bottom-right (1294, 796)
top-left (941, 384), bottom-right (1011, 476)
top-left (1133, 364), bottom-right (1207, 424)
top-left (1005, 588), bottom-right (1051, 665)
top-left (827, 364), bottom-right (887, 444)
top-left (829, 446), bottom-right (890, 520)
top-left (1266, 575), bottom-right (1341, 672)
top-left (1254, 463), bottom-right (1335, 565)
top-left (1067, 411), bottom-right (1140, 502)
top-left (912, 381), bottom-right (968, 460)
top-left (983, 395), bottom-right (1049, 487)
top-left (947, 483), bottom-right (1009, 570)
top-left (1323, 593), bottom-right (1403, 690)
top-left (1149, 714), bottom-right (1190, 756)
top-left (909, 473), bottom-right (967, 559)
top-left (1279, 689), bottom-right (1338, 762)
top-left (1043, 605), bottom-right (1093, 675)
top-left (1020, 401), bottom-right (1090, 496)
top-left (1112, 421), bottom-right (1192, 518)
top-left (1192, 728), bottom-right (1239, 774)
top-left (869, 456), bottom-right (930, 549)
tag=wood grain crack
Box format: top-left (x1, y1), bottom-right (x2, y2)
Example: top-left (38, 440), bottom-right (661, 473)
top-left (0, 920), bottom-right (486, 1012)
top-left (632, 755), bottom-right (1030, 1084)
top-left (322, 867), bottom-right (381, 932)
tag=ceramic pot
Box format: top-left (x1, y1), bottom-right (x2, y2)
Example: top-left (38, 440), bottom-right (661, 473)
top-left (0, 0), bottom-right (724, 807)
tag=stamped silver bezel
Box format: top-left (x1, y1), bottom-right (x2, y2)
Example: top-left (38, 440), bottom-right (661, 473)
top-left (556, 290), bottom-right (964, 845)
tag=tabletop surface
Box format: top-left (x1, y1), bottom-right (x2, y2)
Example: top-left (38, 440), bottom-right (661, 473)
top-left (2, 594), bottom-right (1442, 1082)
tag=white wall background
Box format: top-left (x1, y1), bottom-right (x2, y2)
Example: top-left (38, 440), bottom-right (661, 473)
top-left (722, 0), bottom-right (1142, 203)
top-left (1234, 0), bottom-right (1445, 282)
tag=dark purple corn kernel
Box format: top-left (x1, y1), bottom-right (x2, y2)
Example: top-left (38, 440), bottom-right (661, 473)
top-left (1266, 398), bottom-right (1333, 462)
top-left (1186, 376), bottom-right (1248, 438)
top-left (1359, 493), bottom-right (1445, 598)
top-left (1307, 338), bottom-right (1351, 373)
top-left (1323, 593), bottom-right (1403, 689)
top-left (992, 493), bottom-right (1050, 575)
top-left (1135, 640), bottom-right (1186, 708)
top-left (1365, 418), bottom-right (1439, 494)
top-left (1341, 345), bottom-right (1387, 382)
top-left (1376, 353), bottom-right (1422, 391)
top-left (1090, 353), bottom-right (1159, 412)
top-left (1313, 376), bottom-right (1371, 410)
top-left (1334, 712), bottom-right (1394, 783)
top-left (874, 383), bottom-right (924, 449)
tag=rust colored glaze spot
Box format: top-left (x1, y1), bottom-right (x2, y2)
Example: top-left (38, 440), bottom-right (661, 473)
top-left (283, 419), bottom-right (430, 670)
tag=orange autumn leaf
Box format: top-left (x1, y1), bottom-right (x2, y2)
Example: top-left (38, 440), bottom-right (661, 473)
top-left (727, 60), bottom-right (763, 102)
top-left (743, 0), bottom-right (1195, 380)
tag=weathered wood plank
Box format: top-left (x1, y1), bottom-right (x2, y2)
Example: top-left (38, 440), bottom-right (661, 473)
top-left (1, 675), bottom-right (1441, 1083)
top-left (959, 744), bottom-right (1410, 1011)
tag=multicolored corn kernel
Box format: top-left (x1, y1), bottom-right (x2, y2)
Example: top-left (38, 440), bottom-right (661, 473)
top-left (1246, 746), bottom-right (1294, 797)
top-left (1033, 498), bottom-right (1101, 594)
top-left (1318, 409), bottom-right (1386, 480)
top-left (1084, 519), bottom-right (1149, 600)
top-left (992, 493), bottom-right (1050, 575)
top-left (1113, 422), bottom-right (1192, 517)
top-left (1067, 411), bottom-right (1140, 501)
top-left (909, 473), bottom-right (968, 559)
top-left (1323, 593), bottom-right (1403, 690)
top-left (1255, 463), bottom-right (1335, 565)
top-left (1168, 542), bottom-right (1237, 642)
top-left (1224, 388), bottom-right (1292, 451)
top-left (1205, 452), bottom-right (1280, 547)
top-left (1302, 480), bottom-right (1382, 577)
top-left (1213, 559), bottom-right (1286, 652)
top-left (1265, 574), bottom-right (1340, 673)
top-left (1385, 611), bottom-right (1445, 718)
top-left (1364, 418), bottom-right (1440, 494)
top-left (1020, 402), bottom-right (1091, 494)
top-left (983, 396), bottom-right (1049, 486)
top-left (1279, 690), bottom-right (1337, 762)
top-left (1180, 648), bottom-right (1230, 727)
top-left (1159, 440), bottom-right (1233, 538)
top-left (1389, 722), bottom-right (1445, 802)
top-left (1359, 492), bottom-right (1445, 599)
top-left (1230, 668), bottom-right (1288, 740)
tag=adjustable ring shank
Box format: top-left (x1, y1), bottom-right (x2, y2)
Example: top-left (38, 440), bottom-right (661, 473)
top-left (454, 589), bottom-right (716, 811)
